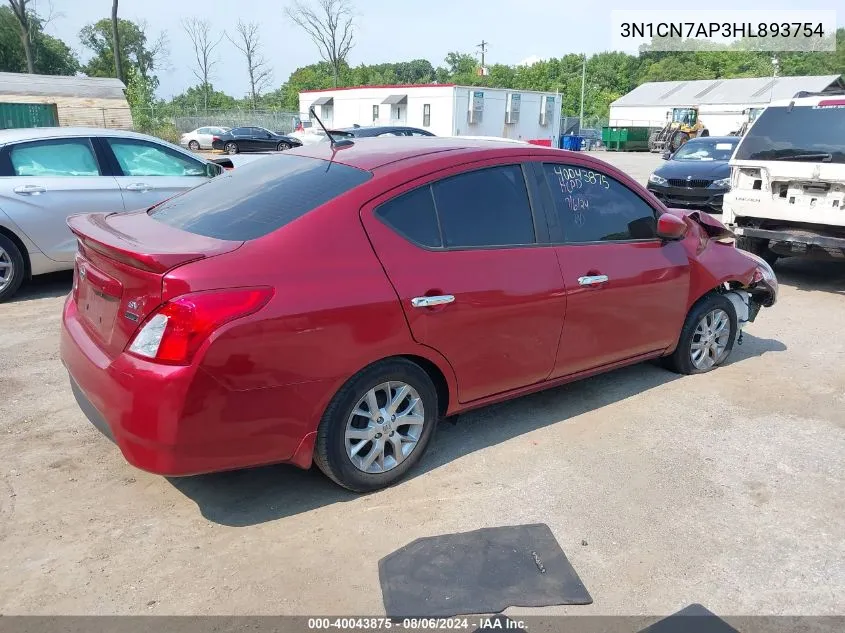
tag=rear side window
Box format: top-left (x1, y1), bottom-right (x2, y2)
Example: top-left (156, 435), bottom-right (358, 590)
top-left (150, 154), bottom-right (372, 241)
top-left (734, 105), bottom-right (845, 163)
top-left (8, 138), bottom-right (100, 177)
top-left (543, 163), bottom-right (657, 243)
top-left (376, 186), bottom-right (441, 247)
top-left (433, 165), bottom-right (535, 248)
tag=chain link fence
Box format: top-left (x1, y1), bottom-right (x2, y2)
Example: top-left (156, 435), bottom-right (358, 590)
top-left (132, 108), bottom-right (301, 134)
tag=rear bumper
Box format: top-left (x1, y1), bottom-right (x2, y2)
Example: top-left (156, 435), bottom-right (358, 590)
top-left (60, 297), bottom-right (318, 476)
top-left (734, 226), bottom-right (845, 251)
top-left (647, 184), bottom-right (727, 211)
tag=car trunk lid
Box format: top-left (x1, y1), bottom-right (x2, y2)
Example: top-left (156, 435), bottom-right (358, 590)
top-left (68, 210), bottom-right (243, 358)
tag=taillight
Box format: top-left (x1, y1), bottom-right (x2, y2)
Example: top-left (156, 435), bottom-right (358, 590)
top-left (126, 288), bottom-right (274, 364)
top-left (212, 136), bottom-right (220, 142)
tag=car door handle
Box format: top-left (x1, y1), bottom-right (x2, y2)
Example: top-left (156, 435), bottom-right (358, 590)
top-left (13, 184), bottom-right (46, 195)
top-left (125, 183), bottom-right (151, 192)
top-left (411, 295), bottom-right (455, 308)
top-left (578, 275), bottom-right (609, 286)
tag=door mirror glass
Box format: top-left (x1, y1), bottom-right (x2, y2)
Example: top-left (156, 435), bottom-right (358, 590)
top-left (656, 213), bottom-right (688, 240)
top-left (206, 162), bottom-right (224, 178)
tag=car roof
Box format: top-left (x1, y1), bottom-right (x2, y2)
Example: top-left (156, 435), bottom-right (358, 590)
top-left (0, 126), bottom-right (171, 145)
top-left (286, 136), bottom-right (563, 171)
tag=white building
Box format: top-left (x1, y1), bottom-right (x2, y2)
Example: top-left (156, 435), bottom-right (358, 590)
top-left (609, 75), bottom-right (844, 136)
top-left (299, 84), bottom-right (562, 145)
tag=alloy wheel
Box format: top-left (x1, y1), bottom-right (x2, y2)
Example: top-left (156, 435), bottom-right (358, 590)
top-left (344, 381), bottom-right (425, 474)
top-left (0, 245), bottom-right (14, 294)
top-left (690, 308), bottom-right (731, 370)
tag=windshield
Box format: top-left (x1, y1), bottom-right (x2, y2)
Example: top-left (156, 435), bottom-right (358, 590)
top-left (734, 105), bottom-right (845, 164)
top-left (673, 139), bottom-right (737, 161)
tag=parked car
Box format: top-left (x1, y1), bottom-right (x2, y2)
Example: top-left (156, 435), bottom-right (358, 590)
top-left (61, 137), bottom-right (777, 492)
top-left (179, 126), bottom-right (231, 151)
top-left (646, 136), bottom-right (739, 213)
top-left (328, 126), bottom-right (436, 138)
top-left (289, 119), bottom-right (327, 146)
top-left (211, 127), bottom-right (303, 154)
top-left (0, 127), bottom-right (224, 302)
top-left (724, 92), bottom-right (845, 266)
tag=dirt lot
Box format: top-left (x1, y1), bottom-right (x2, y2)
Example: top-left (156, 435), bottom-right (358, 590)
top-left (0, 151), bottom-right (843, 616)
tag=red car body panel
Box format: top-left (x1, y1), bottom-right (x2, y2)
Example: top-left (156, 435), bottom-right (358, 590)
top-left (60, 138), bottom-right (767, 477)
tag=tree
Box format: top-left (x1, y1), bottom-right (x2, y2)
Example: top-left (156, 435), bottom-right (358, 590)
top-left (227, 21), bottom-right (272, 105)
top-left (285, 0), bottom-right (354, 87)
top-left (80, 18), bottom-right (168, 87)
top-left (111, 0), bottom-right (122, 82)
top-left (0, 5), bottom-right (78, 75)
top-left (7, 0), bottom-right (33, 73)
top-left (182, 17), bottom-right (225, 112)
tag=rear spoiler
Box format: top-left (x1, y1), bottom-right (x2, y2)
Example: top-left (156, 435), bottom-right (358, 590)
top-left (67, 211), bottom-right (237, 273)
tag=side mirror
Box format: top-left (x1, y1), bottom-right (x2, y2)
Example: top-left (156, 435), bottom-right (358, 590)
top-left (206, 162), bottom-right (224, 178)
top-left (656, 213), bottom-right (688, 240)
top-left (661, 150), bottom-right (672, 160)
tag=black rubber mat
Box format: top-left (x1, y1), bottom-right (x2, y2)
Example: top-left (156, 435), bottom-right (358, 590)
top-left (638, 604), bottom-right (740, 633)
top-left (378, 523), bottom-right (592, 617)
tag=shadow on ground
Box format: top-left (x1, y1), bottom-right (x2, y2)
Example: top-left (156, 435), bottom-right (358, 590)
top-left (170, 332), bottom-right (786, 527)
top-left (8, 271), bottom-right (72, 302)
top-left (774, 258), bottom-right (845, 295)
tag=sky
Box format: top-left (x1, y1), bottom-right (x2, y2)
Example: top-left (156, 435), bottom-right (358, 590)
top-left (41, 0), bottom-right (842, 99)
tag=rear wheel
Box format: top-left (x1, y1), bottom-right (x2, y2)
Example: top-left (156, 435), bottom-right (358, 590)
top-left (313, 358), bottom-right (439, 492)
top-left (224, 142), bottom-right (239, 155)
top-left (0, 233), bottom-right (25, 303)
top-left (736, 235), bottom-right (779, 266)
top-left (663, 293), bottom-right (737, 375)
top-left (188, 140), bottom-right (200, 151)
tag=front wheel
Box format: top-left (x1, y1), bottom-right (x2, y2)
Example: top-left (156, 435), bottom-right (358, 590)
top-left (313, 358), bottom-right (439, 492)
top-left (276, 141), bottom-right (291, 151)
top-left (224, 142), bottom-right (238, 155)
top-left (188, 140), bottom-right (200, 151)
top-left (670, 131), bottom-right (690, 152)
top-left (663, 293), bottom-right (737, 375)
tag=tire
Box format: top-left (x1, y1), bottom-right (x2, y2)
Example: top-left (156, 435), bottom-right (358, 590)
top-left (313, 358), bottom-right (439, 492)
top-left (663, 293), bottom-right (738, 375)
top-left (0, 233), bottom-right (26, 303)
top-left (699, 129), bottom-right (710, 137)
top-left (648, 131), bottom-right (659, 151)
top-left (670, 131), bottom-right (689, 152)
top-left (224, 142), bottom-right (238, 155)
top-left (276, 141), bottom-right (291, 151)
top-left (188, 140), bottom-right (200, 151)
top-left (735, 235), bottom-right (779, 266)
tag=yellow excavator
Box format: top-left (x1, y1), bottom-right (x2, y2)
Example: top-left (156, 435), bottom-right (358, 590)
top-left (648, 107), bottom-right (709, 153)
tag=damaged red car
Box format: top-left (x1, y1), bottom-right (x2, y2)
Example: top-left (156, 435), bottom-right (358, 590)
top-left (60, 138), bottom-right (777, 492)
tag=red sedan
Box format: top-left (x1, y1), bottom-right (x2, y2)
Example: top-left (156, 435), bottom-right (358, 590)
top-left (60, 138), bottom-right (778, 492)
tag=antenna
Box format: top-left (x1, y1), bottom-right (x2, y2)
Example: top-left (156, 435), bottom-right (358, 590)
top-left (309, 106), bottom-right (354, 148)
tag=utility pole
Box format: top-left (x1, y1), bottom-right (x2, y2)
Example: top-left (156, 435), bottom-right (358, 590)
top-left (477, 40), bottom-right (489, 68)
top-left (579, 54), bottom-right (587, 129)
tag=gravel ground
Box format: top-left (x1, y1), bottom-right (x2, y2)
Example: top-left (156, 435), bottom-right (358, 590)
top-left (0, 151), bottom-right (843, 617)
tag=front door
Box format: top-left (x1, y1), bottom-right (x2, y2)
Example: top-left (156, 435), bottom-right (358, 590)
top-left (102, 137), bottom-right (209, 211)
top-left (361, 161), bottom-right (566, 403)
top-left (0, 137), bottom-right (124, 262)
top-left (538, 161), bottom-right (690, 377)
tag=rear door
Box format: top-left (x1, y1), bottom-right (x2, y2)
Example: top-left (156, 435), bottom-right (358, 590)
top-left (538, 161), bottom-right (690, 378)
top-left (0, 136), bottom-right (124, 262)
top-left (361, 160), bottom-right (566, 404)
top-left (102, 136), bottom-right (209, 211)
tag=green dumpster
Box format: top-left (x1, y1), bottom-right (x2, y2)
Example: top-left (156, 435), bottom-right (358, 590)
top-left (0, 102), bottom-right (59, 129)
top-left (601, 126), bottom-right (653, 152)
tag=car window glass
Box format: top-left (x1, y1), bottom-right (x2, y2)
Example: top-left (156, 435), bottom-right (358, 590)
top-left (197, 128), bottom-right (209, 134)
top-left (734, 105), bottom-right (845, 163)
top-left (375, 185), bottom-right (441, 248)
top-left (377, 132), bottom-right (403, 137)
top-left (9, 138), bottom-right (100, 177)
top-left (232, 128), bottom-right (248, 136)
top-left (543, 163), bottom-right (657, 242)
top-left (432, 165), bottom-right (535, 248)
top-left (151, 154), bottom-right (372, 241)
top-left (673, 140), bottom-right (737, 161)
top-left (107, 139), bottom-right (205, 177)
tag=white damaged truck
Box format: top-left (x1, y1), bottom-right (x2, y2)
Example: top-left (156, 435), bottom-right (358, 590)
top-left (723, 92), bottom-right (845, 265)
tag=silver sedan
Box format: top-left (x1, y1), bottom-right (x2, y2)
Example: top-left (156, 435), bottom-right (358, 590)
top-left (0, 127), bottom-right (224, 302)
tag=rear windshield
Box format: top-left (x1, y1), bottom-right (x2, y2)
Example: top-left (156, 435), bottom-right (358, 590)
top-left (734, 105), bottom-right (845, 164)
top-left (150, 154), bottom-right (371, 240)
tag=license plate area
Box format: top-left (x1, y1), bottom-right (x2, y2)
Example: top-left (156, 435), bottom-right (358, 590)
top-left (78, 261), bottom-right (123, 345)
